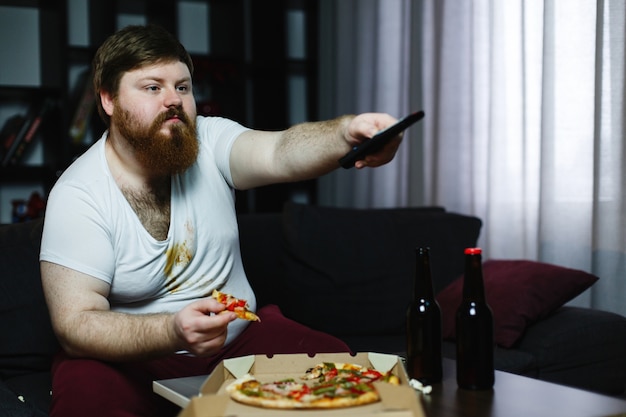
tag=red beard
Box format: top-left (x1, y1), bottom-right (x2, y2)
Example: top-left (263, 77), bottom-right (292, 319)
top-left (113, 103), bottom-right (199, 176)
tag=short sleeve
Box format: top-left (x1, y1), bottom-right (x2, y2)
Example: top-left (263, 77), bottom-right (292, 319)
top-left (40, 180), bottom-right (116, 284)
top-left (195, 116), bottom-right (250, 188)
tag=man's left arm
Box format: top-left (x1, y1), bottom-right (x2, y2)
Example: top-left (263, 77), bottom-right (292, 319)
top-left (229, 112), bottom-right (400, 190)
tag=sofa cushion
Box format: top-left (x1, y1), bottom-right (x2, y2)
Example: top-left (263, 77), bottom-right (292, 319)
top-left (0, 219), bottom-right (59, 379)
top-left (3, 372), bottom-right (51, 416)
top-left (237, 213), bottom-right (285, 307)
top-left (0, 379), bottom-right (47, 417)
top-left (279, 203), bottom-right (482, 339)
top-left (437, 260), bottom-right (599, 348)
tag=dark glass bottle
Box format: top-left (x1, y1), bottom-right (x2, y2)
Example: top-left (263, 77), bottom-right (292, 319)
top-left (456, 247), bottom-right (495, 390)
top-left (406, 247), bottom-right (443, 384)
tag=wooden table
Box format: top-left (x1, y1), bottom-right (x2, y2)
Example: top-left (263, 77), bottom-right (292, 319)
top-left (154, 358), bottom-right (626, 416)
top-left (423, 359), bottom-right (626, 416)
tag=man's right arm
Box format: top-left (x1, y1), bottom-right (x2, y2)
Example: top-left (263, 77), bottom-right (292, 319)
top-left (40, 261), bottom-right (236, 361)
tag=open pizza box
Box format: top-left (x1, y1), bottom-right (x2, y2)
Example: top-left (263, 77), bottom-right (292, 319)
top-left (176, 352), bottom-right (425, 417)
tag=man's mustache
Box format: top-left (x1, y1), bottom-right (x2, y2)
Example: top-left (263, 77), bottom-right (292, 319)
top-left (155, 107), bottom-right (190, 125)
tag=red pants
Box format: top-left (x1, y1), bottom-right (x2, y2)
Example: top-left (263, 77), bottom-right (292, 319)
top-left (49, 305), bottom-right (351, 417)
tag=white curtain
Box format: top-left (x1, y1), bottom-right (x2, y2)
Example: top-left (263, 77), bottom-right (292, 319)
top-left (317, 0), bottom-right (420, 207)
top-left (318, 0), bottom-right (626, 317)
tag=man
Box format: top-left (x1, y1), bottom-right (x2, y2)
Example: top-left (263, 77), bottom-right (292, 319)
top-left (39, 25), bottom-right (403, 417)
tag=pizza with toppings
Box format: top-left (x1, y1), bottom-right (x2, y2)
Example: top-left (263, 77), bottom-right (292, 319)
top-left (225, 362), bottom-right (400, 409)
top-left (212, 289), bottom-right (260, 322)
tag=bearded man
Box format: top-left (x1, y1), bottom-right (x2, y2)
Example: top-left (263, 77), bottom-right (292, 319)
top-left (39, 24), bottom-right (403, 417)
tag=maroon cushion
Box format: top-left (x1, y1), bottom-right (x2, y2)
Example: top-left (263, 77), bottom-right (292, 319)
top-left (437, 260), bottom-right (598, 348)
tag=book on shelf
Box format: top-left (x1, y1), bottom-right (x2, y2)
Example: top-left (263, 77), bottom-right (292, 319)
top-left (68, 69), bottom-right (96, 145)
top-left (0, 114), bottom-right (26, 163)
top-left (1, 98), bottom-right (55, 167)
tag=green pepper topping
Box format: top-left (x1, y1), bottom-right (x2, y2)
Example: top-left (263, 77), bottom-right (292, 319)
top-left (313, 385), bottom-right (337, 396)
top-left (241, 389), bottom-right (263, 397)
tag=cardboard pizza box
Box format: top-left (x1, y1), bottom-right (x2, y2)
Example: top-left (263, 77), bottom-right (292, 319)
top-left (176, 352), bottom-right (425, 417)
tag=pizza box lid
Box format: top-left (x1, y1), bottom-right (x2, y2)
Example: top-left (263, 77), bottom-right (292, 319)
top-left (176, 352), bottom-right (426, 417)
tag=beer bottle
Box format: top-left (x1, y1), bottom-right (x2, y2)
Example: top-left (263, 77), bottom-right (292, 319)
top-left (406, 247), bottom-right (443, 384)
top-left (456, 247), bottom-right (494, 389)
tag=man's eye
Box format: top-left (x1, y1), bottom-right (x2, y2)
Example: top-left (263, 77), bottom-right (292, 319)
top-left (177, 85), bottom-right (189, 92)
top-left (146, 86), bottom-right (160, 92)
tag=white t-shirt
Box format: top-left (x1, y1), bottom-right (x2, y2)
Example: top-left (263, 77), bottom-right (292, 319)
top-left (40, 116), bottom-right (254, 344)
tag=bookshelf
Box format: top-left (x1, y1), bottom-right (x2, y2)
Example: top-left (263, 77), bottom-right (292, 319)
top-left (0, 1), bottom-right (66, 223)
top-left (0, 0), bottom-right (319, 222)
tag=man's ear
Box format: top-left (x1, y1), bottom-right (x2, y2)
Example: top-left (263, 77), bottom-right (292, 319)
top-left (100, 90), bottom-right (115, 117)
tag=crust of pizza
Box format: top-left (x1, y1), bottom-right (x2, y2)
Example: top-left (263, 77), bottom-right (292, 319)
top-left (230, 307), bottom-right (260, 322)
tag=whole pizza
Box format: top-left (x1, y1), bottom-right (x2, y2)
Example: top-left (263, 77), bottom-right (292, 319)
top-left (225, 362), bottom-right (400, 409)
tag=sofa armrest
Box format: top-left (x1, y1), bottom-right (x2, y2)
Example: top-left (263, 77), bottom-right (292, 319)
top-left (0, 219), bottom-right (59, 379)
top-left (517, 306), bottom-right (626, 395)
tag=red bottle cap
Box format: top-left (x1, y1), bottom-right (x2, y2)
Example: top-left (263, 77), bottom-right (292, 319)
top-left (464, 247), bottom-right (482, 255)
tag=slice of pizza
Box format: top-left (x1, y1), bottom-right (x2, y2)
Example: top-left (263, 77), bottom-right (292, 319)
top-left (226, 374), bottom-right (308, 409)
top-left (212, 289), bottom-right (260, 322)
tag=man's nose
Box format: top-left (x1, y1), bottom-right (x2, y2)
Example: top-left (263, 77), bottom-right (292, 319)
top-left (163, 88), bottom-right (183, 107)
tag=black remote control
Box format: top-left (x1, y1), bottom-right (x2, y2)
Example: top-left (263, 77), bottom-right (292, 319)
top-left (339, 110), bottom-right (425, 169)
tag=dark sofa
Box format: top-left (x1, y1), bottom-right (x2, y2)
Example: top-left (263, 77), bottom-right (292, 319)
top-left (2, 202), bottom-right (626, 416)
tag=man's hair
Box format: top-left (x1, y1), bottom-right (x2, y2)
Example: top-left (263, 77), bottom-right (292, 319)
top-left (92, 24), bottom-right (194, 127)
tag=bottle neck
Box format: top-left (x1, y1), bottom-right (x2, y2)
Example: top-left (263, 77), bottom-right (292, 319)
top-left (462, 252), bottom-right (486, 301)
top-left (414, 247), bottom-right (435, 299)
